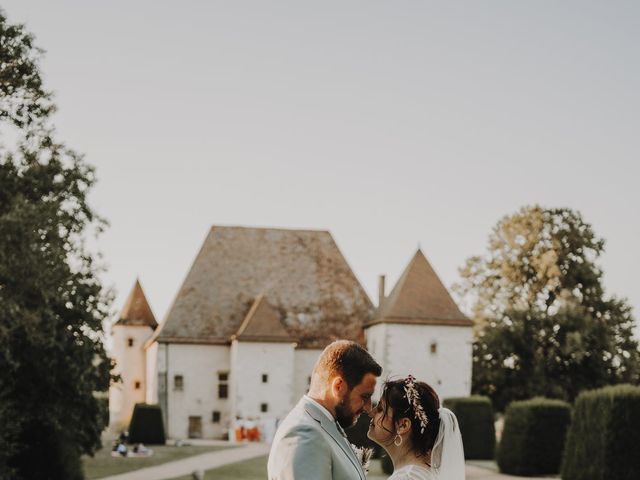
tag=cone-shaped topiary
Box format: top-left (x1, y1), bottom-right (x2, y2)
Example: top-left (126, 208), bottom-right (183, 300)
top-left (128, 403), bottom-right (166, 444)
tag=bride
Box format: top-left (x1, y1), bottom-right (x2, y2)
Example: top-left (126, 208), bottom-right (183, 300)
top-left (367, 376), bottom-right (465, 480)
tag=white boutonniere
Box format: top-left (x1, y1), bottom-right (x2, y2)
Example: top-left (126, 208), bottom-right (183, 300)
top-left (350, 444), bottom-right (373, 475)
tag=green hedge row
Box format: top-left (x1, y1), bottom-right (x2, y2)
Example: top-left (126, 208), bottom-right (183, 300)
top-left (497, 397), bottom-right (571, 476)
top-left (561, 384), bottom-right (640, 480)
top-left (128, 403), bottom-right (166, 444)
top-left (443, 396), bottom-right (495, 460)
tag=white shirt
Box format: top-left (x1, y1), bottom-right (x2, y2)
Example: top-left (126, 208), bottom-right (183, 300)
top-left (304, 395), bottom-right (335, 421)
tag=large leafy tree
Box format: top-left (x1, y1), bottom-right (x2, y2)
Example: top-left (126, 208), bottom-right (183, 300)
top-left (0, 9), bottom-right (111, 479)
top-left (456, 206), bottom-right (640, 410)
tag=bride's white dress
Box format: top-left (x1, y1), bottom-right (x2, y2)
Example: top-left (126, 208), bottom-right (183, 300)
top-left (388, 464), bottom-right (436, 480)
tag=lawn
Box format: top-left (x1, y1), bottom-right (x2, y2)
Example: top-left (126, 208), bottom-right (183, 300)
top-left (169, 455), bottom-right (388, 480)
top-left (83, 444), bottom-right (231, 479)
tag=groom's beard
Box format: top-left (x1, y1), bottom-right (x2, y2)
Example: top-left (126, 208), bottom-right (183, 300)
top-left (335, 395), bottom-right (358, 428)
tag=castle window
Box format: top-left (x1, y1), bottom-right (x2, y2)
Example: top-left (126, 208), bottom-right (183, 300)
top-left (127, 338), bottom-right (134, 347)
top-left (262, 374), bottom-right (268, 383)
top-left (218, 371), bottom-right (229, 399)
top-left (212, 411), bottom-right (221, 423)
top-left (174, 375), bottom-right (184, 391)
top-left (134, 381), bottom-right (141, 390)
top-left (430, 342), bottom-right (438, 354)
top-left (261, 403), bottom-right (268, 413)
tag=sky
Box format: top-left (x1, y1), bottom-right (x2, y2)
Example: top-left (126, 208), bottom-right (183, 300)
top-left (3, 1), bottom-right (639, 327)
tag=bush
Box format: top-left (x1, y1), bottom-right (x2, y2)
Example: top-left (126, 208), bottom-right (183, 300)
top-left (128, 403), bottom-right (166, 444)
top-left (381, 452), bottom-right (394, 474)
top-left (561, 384), bottom-right (640, 480)
top-left (497, 397), bottom-right (571, 476)
top-left (443, 396), bottom-right (496, 459)
top-left (9, 425), bottom-right (83, 480)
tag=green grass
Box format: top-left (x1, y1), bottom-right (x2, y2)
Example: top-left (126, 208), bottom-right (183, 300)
top-left (83, 444), bottom-right (230, 479)
top-left (169, 455), bottom-right (388, 480)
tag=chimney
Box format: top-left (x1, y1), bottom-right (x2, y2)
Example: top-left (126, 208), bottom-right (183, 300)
top-left (378, 275), bottom-right (386, 309)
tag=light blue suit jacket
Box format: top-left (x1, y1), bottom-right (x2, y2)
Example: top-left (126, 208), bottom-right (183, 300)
top-left (267, 397), bottom-right (366, 480)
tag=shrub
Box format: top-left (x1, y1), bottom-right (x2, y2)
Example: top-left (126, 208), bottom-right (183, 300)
top-left (497, 397), bottom-right (571, 476)
top-left (381, 452), bottom-right (394, 474)
top-left (443, 396), bottom-right (496, 459)
top-left (128, 403), bottom-right (166, 444)
top-left (9, 425), bottom-right (83, 480)
top-left (561, 384), bottom-right (640, 480)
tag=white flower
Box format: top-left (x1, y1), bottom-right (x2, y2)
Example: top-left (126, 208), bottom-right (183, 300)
top-left (350, 443), bottom-right (373, 475)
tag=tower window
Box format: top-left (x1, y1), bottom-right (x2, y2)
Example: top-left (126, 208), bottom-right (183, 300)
top-left (134, 381), bottom-right (141, 390)
top-left (218, 384), bottom-right (228, 399)
top-left (430, 342), bottom-right (438, 354)
top-left (218, 371), bottom-right (229, 399)
top-left (127, 338), bottom-right (134, 347)
top-left (261, 403), bottom-right (268, 413)
top-left (262, 374), bottom-right (268, 383)
top-left (174, 375), bottom-right (184, 391)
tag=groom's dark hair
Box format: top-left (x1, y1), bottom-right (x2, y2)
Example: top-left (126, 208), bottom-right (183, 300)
top-left (312, 340), bottom-right (382, 389)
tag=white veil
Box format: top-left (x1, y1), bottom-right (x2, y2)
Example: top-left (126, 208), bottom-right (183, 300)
top-left (430, 407), bottom-right (465, 480)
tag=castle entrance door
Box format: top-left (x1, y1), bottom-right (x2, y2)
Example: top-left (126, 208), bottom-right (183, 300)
top-left (188, 416), bottom-right (202, 438)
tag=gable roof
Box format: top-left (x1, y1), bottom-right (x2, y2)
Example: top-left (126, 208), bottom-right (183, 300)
top-left (154, 226), bottom-right (372, 347)
top-left (233, 294), bottom-right (295, 343)
top-left (368, 249), bottom-right (472, 327)
top-left (115, 279), bottom-right (158, 329)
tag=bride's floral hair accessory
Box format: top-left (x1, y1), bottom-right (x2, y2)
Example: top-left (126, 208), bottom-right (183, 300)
top-left (403, 375), bottom-right (430, 434)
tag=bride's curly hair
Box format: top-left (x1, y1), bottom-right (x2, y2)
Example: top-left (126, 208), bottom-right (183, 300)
top-left (376, 378), bottom-right (441, 459)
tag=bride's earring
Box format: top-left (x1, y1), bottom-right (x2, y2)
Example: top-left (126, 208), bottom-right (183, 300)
top-left (394, 434), bottom-right (402, 447)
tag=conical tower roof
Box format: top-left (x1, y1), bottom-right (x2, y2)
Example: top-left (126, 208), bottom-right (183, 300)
top-left (233, 294), bottom-right (295, 342)
top-left (115, 279), bottom-right (158, 329)
top-left (369, 250), bottom-right (472, 327)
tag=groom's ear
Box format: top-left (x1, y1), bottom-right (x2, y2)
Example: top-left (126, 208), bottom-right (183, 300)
top-left (331, 376), bottom-right (348, 398)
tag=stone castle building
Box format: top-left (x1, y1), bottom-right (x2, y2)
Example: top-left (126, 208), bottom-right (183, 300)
top-left (108, 226), bottom-right (473, 439)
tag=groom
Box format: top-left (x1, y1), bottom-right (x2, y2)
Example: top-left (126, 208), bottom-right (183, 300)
top-left (268, 340), bottom-right (382, 480)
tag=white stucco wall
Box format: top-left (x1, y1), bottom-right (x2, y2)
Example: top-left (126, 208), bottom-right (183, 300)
top-left (366, 323), bottom-right (472, 401)
top-left (230, 341), bottom-right (295, 422)
top-left (145, 341), bottom-right (158, 404)
top-left (108, 325), bottom-right (155, 431)
top-left (293, 348), bottom-right (322, 401)
top-left (163, 343), bottom-right (231, 439)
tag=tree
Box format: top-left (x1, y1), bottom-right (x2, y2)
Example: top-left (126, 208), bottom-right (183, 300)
top-left (456, 206), bottom-right (640, 411)
top-left (0, 9), bottom-right (111, 478)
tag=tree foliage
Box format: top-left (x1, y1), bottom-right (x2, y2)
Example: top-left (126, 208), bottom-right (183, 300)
top-left (456, 206), bottom-right (640, 411)
top-left (0, 9), bottom-right (111, 479)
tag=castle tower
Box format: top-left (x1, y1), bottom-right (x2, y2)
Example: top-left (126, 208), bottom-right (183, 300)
top-left (109, 279), bottom-right (158, 432)
top-left (365, 250), bottom-right (473, 400)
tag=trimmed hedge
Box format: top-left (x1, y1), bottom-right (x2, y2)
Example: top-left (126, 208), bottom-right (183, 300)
top-left (443, 396), bottom-right (496, 460)
top-left (497, 397), bottom-right (571, 476)
top-left (561, 384), bottom-right (640, 480)
top-left (128, 403), bottom-right (166, 444)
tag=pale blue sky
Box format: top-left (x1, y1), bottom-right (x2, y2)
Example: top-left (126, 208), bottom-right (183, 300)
top-left (3, 1), bottom-right (639, 326)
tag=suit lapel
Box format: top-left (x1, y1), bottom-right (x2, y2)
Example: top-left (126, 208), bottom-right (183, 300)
top-left (303, 401), bottom-right (365, 480)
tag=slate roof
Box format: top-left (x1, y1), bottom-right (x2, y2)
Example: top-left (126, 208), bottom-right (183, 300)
top-left (368, 249), bottom-right (472, 327)
top-left (154, 226), bottom-right (372, 348)
top-left (115, 279), bottom-right (158, 329)
top-left (233, 294), bottom-right (295, 343)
